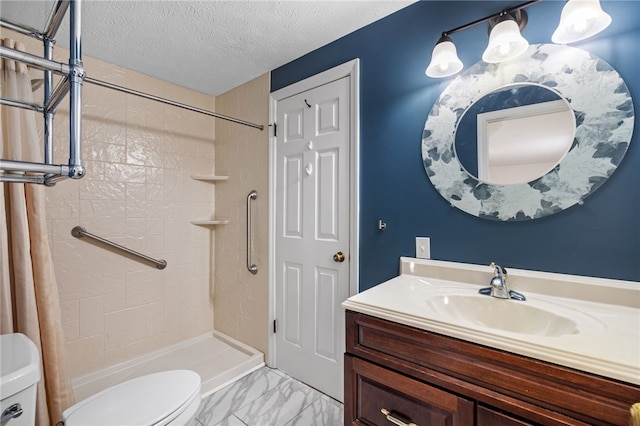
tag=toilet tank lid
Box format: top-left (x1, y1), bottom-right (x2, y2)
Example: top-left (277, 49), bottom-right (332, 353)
top-left (62, 370), bottom-right (201, 426)
top-left (0, 333), bottom-right (41, 398)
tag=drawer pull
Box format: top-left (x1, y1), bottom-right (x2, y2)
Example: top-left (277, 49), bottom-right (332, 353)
top-left (381, 408), bottom-right (418, 426)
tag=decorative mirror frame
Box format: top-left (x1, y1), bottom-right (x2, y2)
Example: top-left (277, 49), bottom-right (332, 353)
top-left (421, 43), bottom-right (634, 221)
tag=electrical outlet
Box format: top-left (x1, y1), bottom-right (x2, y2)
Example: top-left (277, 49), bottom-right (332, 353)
top-left (416, 237), bottom-right (430, 259)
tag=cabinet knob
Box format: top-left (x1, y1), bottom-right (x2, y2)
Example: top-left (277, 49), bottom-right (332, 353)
top-left (381, 408), bottom-right (417, 426)
top-left (630, 403), bottom-right (640, 426)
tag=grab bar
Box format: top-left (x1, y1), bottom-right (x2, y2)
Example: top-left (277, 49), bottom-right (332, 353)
top-left (71, 226), bottom-right (167, 270)
top-left (247, 190), bottom-right (258, 274)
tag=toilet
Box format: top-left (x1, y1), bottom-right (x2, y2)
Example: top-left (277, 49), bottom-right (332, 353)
top-left (1, 333), bottom-right (41, 426)
top-left (62, 370), bottom-right (201, 426)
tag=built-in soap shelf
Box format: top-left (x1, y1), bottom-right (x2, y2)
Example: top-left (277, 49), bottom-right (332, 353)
top-left (190, 174), bottom-right (229, 182)
top-left (190, 175), bottom-right (229, 227)
top-left (190, 219), bottom-right (230, 226)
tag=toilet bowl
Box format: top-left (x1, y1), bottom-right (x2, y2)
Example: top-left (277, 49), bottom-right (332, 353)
top-left (62, 370), bottom-right (201, 426)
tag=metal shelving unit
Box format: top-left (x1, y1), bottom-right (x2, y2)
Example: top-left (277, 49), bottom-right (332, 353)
top-left (0, 0), bottom-right (264, 187)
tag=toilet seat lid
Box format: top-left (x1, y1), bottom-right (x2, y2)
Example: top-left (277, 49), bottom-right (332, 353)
top-left (63, 370), bottom-right (201, 426)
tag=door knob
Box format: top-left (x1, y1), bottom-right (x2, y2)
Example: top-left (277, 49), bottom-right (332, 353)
top-left (333, 252), bottom-right (345, 263)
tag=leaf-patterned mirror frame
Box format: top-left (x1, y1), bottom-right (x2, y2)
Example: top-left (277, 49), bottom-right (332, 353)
top-left (421, 44), bottom-right (634, 221)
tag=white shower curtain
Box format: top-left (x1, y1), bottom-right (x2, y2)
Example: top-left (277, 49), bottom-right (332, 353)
top-left (0, 38), bottom-right (74, 426)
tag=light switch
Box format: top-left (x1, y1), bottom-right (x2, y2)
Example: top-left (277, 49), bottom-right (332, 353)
top-left (416, 237), bottom-right (430, 259)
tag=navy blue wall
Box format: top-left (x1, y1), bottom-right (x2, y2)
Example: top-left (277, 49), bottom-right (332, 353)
top-left (271, 1), bottom-right (640, 290)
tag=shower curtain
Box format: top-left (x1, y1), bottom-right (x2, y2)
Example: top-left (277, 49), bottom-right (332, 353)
top-left (0, 38), bottom-right (74, 426)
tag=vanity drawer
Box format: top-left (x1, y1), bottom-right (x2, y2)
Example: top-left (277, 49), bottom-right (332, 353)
top-left (345, 354), bottom-right (473, 426)
top-left (477, 405), bottom-right (533, 426)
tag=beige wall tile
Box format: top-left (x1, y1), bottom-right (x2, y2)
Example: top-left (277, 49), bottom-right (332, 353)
top-left (214, 73), bottom-right (270, 355)
top-left (66, 335), bottom-right (104, 377)
top-left (104, 346), bottom-right (127, 366)
top-left (79, 296), bottom-right (104, 338)
top-left (103, 292), bottom-right (126, 314)
top-left (60, 300), bottom-right (79, 323)
top-left (126, 340), bottom-right (147, 359)
top-left (62, 321), bottom-right (79, 343)
top-left (145, 302), bottom-right (164, 338)
top-left (104, 309), bottom-right (129, 351)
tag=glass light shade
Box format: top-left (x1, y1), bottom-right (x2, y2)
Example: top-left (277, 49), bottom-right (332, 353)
top-left (426, 38), bottom-right (463, 78)
top-left (552, 0), bottom-right (611, 44)
top-left (482, 19), bottom-right (529, 63)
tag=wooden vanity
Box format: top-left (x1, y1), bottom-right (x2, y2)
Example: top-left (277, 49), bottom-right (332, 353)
top-left (344, 310), bottom-right (639, 425)
top-left (342, 258), bottom-right (640, 426)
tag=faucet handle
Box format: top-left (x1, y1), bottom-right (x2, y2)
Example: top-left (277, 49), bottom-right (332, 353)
top-left (483, 262), bottom-right (526, 301)
top-left (490, 262), bottom-right (507, 278)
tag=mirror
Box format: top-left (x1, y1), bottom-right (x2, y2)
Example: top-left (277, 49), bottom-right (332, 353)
top-left (422, 44), bottom-right (634, 221)
top-left (455, 83), bottom-right (575, 186)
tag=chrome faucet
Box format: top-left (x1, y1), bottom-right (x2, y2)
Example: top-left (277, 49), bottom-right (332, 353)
top-left (479, 262), bottom-right (526, 301)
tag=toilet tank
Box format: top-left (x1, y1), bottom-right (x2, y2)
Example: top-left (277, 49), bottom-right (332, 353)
top-left (1, 333), bottom-right (41, 425)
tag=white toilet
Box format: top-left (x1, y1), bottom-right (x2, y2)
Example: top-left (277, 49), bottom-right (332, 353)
top-left (62, 370), bottom-right (201, 426)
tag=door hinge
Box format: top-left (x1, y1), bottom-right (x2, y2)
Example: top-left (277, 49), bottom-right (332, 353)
top-left (273, 319), bottom-right (277, 334)
top-left (270, 122), bottom-right (277, 137)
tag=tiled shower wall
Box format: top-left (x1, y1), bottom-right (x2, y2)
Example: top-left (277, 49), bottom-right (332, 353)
top-left (7, 30), bottom-right (217, 377)
top-left (214, 74), bottom-right (270, 356)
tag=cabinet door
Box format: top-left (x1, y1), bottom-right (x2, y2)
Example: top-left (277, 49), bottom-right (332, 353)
top-left (477, 405), bottom-right (533, 426)
top-left (345, 355), bottom-right (473, 426)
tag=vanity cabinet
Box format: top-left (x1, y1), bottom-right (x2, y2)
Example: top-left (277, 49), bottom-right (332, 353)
top-left (345, 310), bottom-right (640, 426)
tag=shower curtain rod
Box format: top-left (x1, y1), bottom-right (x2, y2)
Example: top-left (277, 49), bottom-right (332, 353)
top-left (0, 43), bottom-right (265, 132)
top-left (83, 77), bottom-right (264, 131)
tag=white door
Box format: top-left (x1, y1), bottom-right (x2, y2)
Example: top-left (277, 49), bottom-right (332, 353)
top-left (274, 76), bottom-right (351, 401)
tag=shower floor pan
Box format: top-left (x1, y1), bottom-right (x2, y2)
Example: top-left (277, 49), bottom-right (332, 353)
top-left (70, 331), bottom-right (264, 401)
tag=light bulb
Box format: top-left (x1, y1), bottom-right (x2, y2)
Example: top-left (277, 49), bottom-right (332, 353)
top-left (499, 43), bottom-right (510, 57)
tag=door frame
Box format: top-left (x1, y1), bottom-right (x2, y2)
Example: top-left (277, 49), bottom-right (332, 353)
top-left (267, 59), bottom-right (360, 367)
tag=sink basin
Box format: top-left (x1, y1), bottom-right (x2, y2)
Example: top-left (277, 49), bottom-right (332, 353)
top-left (424, 292), bottom-right (605, 337)
top-left (343, 257), bottom-right (639, 385)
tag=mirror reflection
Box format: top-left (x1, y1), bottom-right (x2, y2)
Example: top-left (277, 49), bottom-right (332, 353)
top-left (454, 84), bottom-right (576, 186)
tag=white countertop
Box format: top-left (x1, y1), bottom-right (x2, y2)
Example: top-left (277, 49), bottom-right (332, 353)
top-left (343, 257), bottom-right (640, 385)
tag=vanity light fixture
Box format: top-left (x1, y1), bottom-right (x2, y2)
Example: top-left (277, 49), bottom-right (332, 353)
top-left (426, 1), bottom-right (538, 78)
top-left (552, 0), bottom-right (612, 44)
top-left (426, 0), bottom-right (612, 78)
top-left (482, 11), bottom-right (529, 63)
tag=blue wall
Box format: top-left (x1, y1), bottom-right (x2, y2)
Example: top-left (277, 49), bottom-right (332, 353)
top-left (271, 1), bottom-right (640, 290)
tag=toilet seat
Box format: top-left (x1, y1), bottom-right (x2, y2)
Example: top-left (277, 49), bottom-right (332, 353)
top-left (63, 370), bottom-right (201, 426)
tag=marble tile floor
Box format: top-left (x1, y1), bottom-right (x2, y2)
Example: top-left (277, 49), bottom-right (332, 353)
top-left (189, 366), bottom-right (344, 426)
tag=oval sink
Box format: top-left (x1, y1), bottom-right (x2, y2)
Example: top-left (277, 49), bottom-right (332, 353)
top-left (424, 293), bottom-right (603, 337)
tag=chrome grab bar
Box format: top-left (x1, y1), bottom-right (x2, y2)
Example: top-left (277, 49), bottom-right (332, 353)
top-left (71, 226), bottom-right (167, 270)
top-left (247, 190), bottom-right (258, 274)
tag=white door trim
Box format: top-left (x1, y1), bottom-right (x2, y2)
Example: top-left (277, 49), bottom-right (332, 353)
top-left (268, 59), bottom-right (360, 367)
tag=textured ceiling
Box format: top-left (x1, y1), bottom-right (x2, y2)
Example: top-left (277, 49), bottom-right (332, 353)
top-left (1, 1), bottom-right (415, 96)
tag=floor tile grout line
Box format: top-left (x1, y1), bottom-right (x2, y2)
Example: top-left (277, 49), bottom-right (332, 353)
top-left (196, 367), bottom-right (295, 426)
